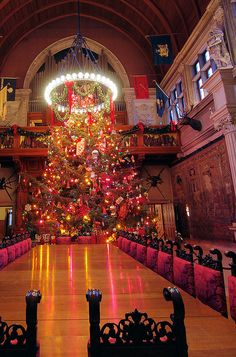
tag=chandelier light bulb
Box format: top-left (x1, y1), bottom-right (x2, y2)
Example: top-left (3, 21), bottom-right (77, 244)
top-left (44, 71), bottom-right (118, 116)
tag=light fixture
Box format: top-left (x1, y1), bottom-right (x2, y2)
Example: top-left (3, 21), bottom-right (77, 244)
top-left (44, 1), bottom-right (118, 122)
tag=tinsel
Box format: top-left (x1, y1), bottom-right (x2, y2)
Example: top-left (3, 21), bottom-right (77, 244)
top-left (17, 127), bottom-right (51, 137)
top-left (120, 123), bottom-right (177, 136)
top-left (0, 127), bottom-right (13, 137)
top-left (0, 126), bottom-right (50, 138)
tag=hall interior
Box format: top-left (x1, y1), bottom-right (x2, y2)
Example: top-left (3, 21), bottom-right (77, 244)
top-left (1, 0), bottom-right (236, 356)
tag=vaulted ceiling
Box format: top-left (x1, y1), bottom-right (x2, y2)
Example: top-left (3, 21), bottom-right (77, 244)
top-left (0, 0), bottom-right (211, 81)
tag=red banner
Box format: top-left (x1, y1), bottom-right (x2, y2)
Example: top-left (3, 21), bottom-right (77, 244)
top-left (133, 75), bottom-right (149, 99)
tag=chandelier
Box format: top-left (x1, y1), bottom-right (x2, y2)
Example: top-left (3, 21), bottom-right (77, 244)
top-left (44, 2), bottom-right (118, 121)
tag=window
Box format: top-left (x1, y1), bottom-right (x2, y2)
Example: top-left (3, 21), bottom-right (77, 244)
top-left (197, 78), bottom-right (204, 100)
top-left (192, 49), bottom-right (216, 102)
top-left (207, 67), bottom-right (213, 78)
top-left (204, 50), bottom-right (210, 62)
top-left (167, 81), bottom-right (185, 123)
top-left (194, 61), bottom-right (200, 74)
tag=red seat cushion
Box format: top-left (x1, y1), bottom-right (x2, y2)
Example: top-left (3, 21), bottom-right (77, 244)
top-left (15, 242), bottom-right (22, 258)
top-left (120, 238), bottom-right (128, 251)
top-left (129, 242), bottom-right (137, 258)
top-left (18, 241), bottom-right (24, 255)
top-left (117, 236), bottom-right (123, 249)
top-left (123, 239), bottom-right (131, 254)
top-left (136, 243), bottom-right (147, 265)
top-left (146, 247), bottom-right (158, 272)
top-left (0, 248), bottom-right (8, 269)
top-left (26, 238), bottom-right (32, 250)
top-left (157, 251), bottom-right (173, 282)
top-left (173, 256), bottom-right (195, 297)
top-left (228, 275), bottom-right (236, 321)
top-left (7, 245), bottom-right (16, 263)
top-left (194, 264), bottom-right (227, 316)
top-left (22, 240), bottom-right (28, 254)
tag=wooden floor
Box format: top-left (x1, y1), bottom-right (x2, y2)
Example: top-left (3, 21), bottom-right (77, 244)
top-left (1, 243), bottom-right (236, 356)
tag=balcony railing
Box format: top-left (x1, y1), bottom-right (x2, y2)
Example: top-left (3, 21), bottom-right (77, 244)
top-left (0, 125), bottom-right (181, 157)
top-left (0, 126), bottom-right (49, 157)
top-left (117, 125), bottom-right (181, 155)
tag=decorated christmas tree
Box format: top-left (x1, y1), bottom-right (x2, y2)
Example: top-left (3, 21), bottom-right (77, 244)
top-left (23, 80), bottom-right (147, 238)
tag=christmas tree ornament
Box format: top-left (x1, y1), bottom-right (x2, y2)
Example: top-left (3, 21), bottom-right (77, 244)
top-left (92, 149), bottom-right (99, 161)
top-left (76, 138), bottom-right (85, 156)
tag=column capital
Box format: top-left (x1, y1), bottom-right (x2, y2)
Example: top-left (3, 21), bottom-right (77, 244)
top-left (216, 113), bottom-right (236, 133)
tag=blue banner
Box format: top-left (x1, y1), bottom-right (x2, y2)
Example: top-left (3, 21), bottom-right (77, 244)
top-left (156, 83), bottom-right (169, 118)
top-left (150, 35), bottom-right (173, 65)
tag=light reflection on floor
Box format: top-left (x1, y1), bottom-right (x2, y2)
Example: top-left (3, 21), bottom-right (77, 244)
top-left (1, 243), bottom-right (236, 356)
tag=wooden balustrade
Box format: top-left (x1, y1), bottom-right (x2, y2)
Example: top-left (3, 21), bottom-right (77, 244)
top-left (0, 126), bottom-right (49, 157)
top-left (0, 125), bottom-right (181, 158)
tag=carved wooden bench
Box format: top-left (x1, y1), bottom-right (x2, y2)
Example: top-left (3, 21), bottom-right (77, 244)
top-left (86, 286), bottom-right (188, 357)
top-left (0, 290), bottom-right (41, 356)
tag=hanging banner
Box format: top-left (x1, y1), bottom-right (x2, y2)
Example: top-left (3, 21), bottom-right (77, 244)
top-left (150, 35), bottom-right (173, 65)
top-left (156, 83), bottom-right (169, 118)
top-left (133, 75), bottom-right (149, 99)
top-left (0, 86), bottom-right (7, 121)
top-left (0, 78), bottom-right (17, 101)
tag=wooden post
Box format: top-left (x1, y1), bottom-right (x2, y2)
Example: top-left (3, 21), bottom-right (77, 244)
top-left (163, 287), bottom-right (188, 357)
top-left (25, 290), bottom-right (42, 356)
top-left (86, 289), bottom-right (102, 356)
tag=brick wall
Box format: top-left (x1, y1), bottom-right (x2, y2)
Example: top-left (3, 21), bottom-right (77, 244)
top-left (171, 138), bottom-right (235, 241)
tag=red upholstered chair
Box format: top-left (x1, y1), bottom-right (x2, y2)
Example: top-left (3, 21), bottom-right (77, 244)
top-left (157, 240), bottom-right (174, 283)
top-left (129, 241), bottom-right (137, 258)
top-left (136, 237), bottom-right (147, 265)
top-left (0, 248), bottom-right (8, 269)
top-left (22, 239), bottom-right (28, 254)
top-left (225, 251), bottom-right (236, 322)
top-left (123, 238), bottom-right (131, 254)
top-left (173, 243), bottom-right (195, 297)
top-left (146, 237), bottom-right (159, 272)
top-left (27, 238), bottom-right (32, 250)
top-left (194, 246), bottom-right (227, 317)
top-left (6, 245), bottom-right (16, 263)
top-left (121, 237), bottom-right (127, 251)
top-left (146, 247), bottom-right (158, 271)
top-left (18, 240), bottom-right (25, 255)
top-left (15, 242), bottom-right (22, 258)
top-left (117, 236), bottom-right (123, 249)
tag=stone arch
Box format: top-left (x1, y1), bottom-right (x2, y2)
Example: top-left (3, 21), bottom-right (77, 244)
top-left (23, 36), bottom-right (130, 89)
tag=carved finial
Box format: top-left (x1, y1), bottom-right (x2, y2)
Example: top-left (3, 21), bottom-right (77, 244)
top-left (86, 289), bottom-right (102, 303)
top-left (25, 290), bottom-right (42, 304)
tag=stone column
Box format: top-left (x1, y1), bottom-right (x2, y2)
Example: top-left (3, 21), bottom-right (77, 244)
top-left (123, 88), bottom-right (135, 125)
top-left (222, 0), bottom-right (236, 66)
top-left (7, 88), bottom-right (31, 126)
top-left (218, 114), bottom-right (236, 195)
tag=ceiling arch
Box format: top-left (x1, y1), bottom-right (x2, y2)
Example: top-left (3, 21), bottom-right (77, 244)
top-left (23, 36), bottom-right (131, 88)
top-left (0, 0), bottom-right (212, 79)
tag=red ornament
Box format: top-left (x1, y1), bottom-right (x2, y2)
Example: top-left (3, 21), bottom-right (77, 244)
top-left (65, 81), bottom-right (73, 113)
top-left (110, 95), bottom-right (115, 124)
top-left (11, 124), bottom-right (18, 135)
top-left (137, 122), bottom-right (145, 133)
